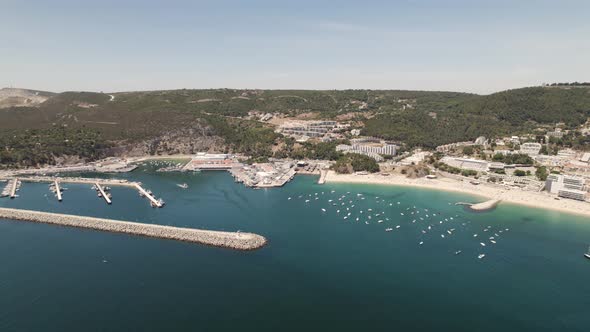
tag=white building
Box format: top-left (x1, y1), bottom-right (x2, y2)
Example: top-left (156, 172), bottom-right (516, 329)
top-left (519, 142), bottom-right (542, 156)
top-left (440, 157), bottom-right (489, 172)
top-left (510, 136), bottom-right (521, 144)
top-left (336, 142), bottom-right (394, 162)
top-left (545, 174), bottom-right (587, 201)
top-left (534, 155), bottom-right (565, 167)
top-left (279, 121), bottom-right (337, 138)
top-left (352, 143), bottom-right (396, 156)
top-left (546, 128), bottom-right (564, 139)
top-left (557, 149), bottom-right (576, 159)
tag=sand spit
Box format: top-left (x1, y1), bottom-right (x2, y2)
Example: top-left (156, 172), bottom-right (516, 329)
top-left (0, 208), bottom-right (267, 250)
top-left (468, 199), bottom-right (501, 211)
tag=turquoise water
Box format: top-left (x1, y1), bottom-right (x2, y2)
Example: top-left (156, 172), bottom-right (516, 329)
top-left (1, 170), bottom-right (589, 331)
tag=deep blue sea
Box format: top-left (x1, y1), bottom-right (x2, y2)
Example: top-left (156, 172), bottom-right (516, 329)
top-left (1, 167), bottom-right (589, 331)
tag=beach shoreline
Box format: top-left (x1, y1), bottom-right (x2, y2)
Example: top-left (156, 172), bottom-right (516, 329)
top-left (324, 171), bottom-right (590, 217)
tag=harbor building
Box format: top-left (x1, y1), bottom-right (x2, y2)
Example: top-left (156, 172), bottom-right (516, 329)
top-left (183, 153), bottom-right (241, 170)
top-left (519, 142), bottom-right (542, 156)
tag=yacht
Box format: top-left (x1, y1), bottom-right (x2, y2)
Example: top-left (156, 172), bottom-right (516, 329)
top-left (177, 183), bottom-right (188, 189)
top-left (585, 246), bottom-right (590, 260)
top-left (478, 254), bottom-right (486, 259)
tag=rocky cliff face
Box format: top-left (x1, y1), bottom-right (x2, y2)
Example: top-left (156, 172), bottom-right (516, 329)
top-left (0, 88), bottom-right (54, 108)
top-left (104, 126), bottom-right (226, 157)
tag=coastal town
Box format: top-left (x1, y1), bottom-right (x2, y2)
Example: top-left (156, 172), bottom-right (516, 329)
top-left (2, 117), bottom-right (590, 218)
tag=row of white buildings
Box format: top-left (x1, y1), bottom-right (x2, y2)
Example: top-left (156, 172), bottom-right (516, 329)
top-left (336, 139), bottom-right (397, 162)
top-left (278, 121), bottom-right (338, 138)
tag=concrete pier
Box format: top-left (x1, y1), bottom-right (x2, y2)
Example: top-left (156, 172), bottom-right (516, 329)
top-left (318, 170), bottom-right (327, 184)
top-left (95, 182), bottom-right (112, 205)
top-left (54, 180), bottom-right (62, 201)
top-left (0, 207), bottom-right (267, 250)
top-left (10, 178), bottom-right (18, 198)
top-left (456, 199), bottom-right (501, 211)
top-left (134, 183), bottom-right (162, 207)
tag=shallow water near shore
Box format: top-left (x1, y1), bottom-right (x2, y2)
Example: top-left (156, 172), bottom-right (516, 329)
top-left (1, 170), bottom-right (590, 331)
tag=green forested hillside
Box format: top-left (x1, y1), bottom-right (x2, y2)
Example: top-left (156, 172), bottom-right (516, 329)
top-left (1, 86), bottom-right (589, 166)
top-left (364, 87), bottom-right (590, 148)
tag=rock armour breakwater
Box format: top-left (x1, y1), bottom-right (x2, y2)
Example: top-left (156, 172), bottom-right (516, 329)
top-left (0, 208), bottom-right (267, 250)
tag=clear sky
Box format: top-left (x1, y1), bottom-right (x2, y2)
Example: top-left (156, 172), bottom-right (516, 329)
top-left (2, 0), bottom-right (589, 94)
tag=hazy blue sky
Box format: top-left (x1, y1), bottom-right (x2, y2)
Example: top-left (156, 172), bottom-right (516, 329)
top-left (2, 0), bottom-right (589, 94)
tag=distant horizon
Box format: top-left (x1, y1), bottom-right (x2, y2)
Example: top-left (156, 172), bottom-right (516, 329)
top-left (3, 0), bottom-right (590, 94)
top-left (1, 82), bottom-right (578, 96)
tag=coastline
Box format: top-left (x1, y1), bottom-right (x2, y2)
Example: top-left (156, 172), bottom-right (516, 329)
top-left (324, 171), bottom-right (590, 217)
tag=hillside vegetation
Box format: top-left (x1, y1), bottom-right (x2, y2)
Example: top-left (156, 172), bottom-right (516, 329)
top-left (1, 86), bottom-right (589, 167)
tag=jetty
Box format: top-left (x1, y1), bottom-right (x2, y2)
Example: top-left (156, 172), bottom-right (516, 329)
top-left (456, 199), bottom-right (501, 211)
top-left (318, 169), bottom-right (328, 184)
top-left (134, 183), bottom-right (163, 207)
top-left (54, 180), bottom-right (62, 201)
top-left (1, 179), bottom-right (15, 198)
top-left (95, 182), bottom-right (112, 205)
top-left (9, 178), bottom-right (20, 199)
top-left (0, 207), bottom-right (266, 250)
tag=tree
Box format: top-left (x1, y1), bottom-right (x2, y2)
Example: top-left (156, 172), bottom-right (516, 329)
top-left (535, 166), bottom-right (548, 181)
top-left (514, 170), bottom-right (526, 176)
top-left (462, 146), bottom-right (474, 156)
top-left (539, 145), bottom-right (548, 155)
top-left (332, 153), bottom-right (379, 174)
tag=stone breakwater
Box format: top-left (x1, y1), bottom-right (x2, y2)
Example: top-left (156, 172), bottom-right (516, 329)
top-left (456, 199), bottom-right (501, 212)
top-left (0, 208), bottom-right (267, 250)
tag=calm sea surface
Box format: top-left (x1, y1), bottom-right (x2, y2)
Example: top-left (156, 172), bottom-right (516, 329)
top-left (1, 167), bottom-right (589, 331)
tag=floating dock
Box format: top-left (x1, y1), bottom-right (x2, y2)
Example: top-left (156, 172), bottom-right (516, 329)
top-left (134, 183), bottom-right (163, 208)
top-left (54, 180), bottom-right (62, 201)
top-left (95, 182), bottom-right (112, 205)
top-left (0, 207), bottom-right (267, 250)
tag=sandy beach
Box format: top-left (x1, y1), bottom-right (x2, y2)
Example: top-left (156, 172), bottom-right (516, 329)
top-left (324, 171), bottom-right (590, 217)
